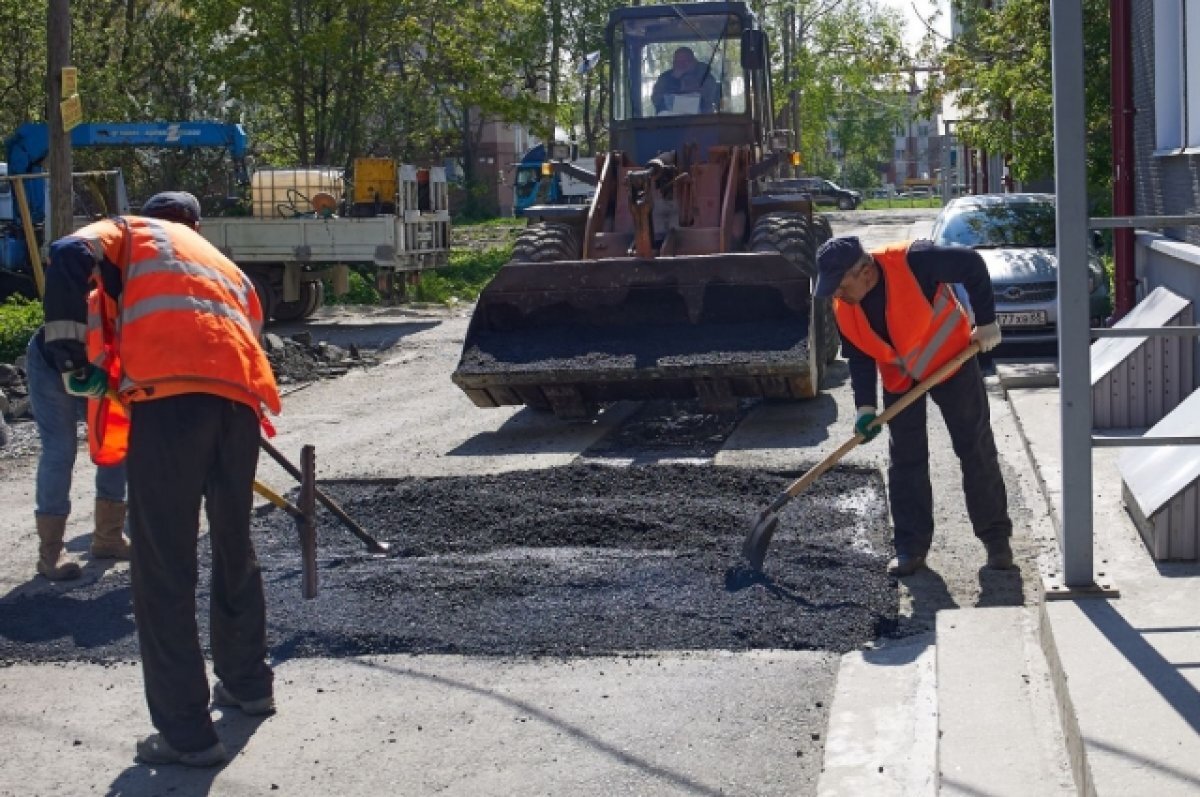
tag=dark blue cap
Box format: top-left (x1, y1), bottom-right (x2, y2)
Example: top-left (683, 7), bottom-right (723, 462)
top-left (814, 236), bottom-right (867, 298)
top-left (140, 191), bottom-right (201, 225)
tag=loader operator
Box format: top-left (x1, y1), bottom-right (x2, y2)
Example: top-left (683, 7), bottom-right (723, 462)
top-left (651, 46), bottom-right (719, 114)
top-left (42, 191), bottom-right (281, 767)
top-left (814, 235), bottom-right (1013, 578)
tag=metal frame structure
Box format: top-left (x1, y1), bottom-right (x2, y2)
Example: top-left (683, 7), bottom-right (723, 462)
top-left (1053, 0), bottom-right (1200, 592)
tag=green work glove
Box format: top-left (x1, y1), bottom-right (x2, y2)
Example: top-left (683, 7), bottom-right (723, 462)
top-left (854, 406), bottom-right (881, 442)
top-left (62, 366), bottom-right (108, 399)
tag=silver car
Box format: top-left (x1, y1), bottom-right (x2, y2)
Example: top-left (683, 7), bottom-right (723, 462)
top-left (929, 193), bottom-right (1111, 344)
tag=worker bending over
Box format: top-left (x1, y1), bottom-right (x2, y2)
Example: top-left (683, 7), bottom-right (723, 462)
top-left (814, 235), bottom-right (1014, 577)
top-left (42, 191), bottom-right (281, 767)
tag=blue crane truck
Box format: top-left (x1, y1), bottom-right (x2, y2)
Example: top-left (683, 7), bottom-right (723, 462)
top-left (512, 144), bottom-right (596, 216)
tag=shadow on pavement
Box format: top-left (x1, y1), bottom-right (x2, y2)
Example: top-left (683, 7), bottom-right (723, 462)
top-left (976, 566), bottom-right (1027, 607)
top-left (105, 713), bottom-right (273, 797)
top-left (269, 319), bottom-right (441, 352)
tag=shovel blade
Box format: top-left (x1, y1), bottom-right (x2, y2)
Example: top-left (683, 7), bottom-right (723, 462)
top-left (742, 511), bottom-right (780, 571)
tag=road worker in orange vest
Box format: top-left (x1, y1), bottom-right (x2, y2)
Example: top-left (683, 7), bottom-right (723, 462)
top-left (42, 191), bottom-right (281, 768)
top-left (814, 235), bottom-right (1013, 578)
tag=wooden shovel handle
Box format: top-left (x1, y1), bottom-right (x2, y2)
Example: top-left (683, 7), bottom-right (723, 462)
top-left (782, 342), bottom-right (982, 500)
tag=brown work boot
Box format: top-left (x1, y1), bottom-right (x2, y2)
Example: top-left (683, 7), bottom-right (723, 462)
top-left (90, 498), bottom-right (131, 559)
top-left (36, 515), bottom-right (82, 580)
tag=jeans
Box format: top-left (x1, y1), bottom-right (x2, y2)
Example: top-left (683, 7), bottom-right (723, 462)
top-left (26, 334), bottom-right (126, 517)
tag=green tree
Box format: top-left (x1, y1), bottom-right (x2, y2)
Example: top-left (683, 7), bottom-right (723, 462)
top-left (922, 0), bottom-right (1112, 198)
top-left (758, 0), bottom-right (910, 184)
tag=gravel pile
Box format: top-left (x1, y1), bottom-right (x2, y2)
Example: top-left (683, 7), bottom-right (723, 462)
top-left (263, 331), bottom-right (377, 386)
top-left (458, 320), bottom-right (811, 373)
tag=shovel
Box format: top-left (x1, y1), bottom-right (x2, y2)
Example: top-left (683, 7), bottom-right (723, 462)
top-left (741, 342), bottom-right (982, 571)
top-left (253, 460), bottom-right (319, 600)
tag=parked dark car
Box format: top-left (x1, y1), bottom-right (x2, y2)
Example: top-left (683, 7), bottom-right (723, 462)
top-left (929, 193), bottom-right (1112, 344)
top-left (766, 177), bottom-right (861, 210)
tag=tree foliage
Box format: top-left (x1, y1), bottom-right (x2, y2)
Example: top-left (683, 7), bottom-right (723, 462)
top-left (0, 0), bottom-right (1094, 214)
top-left (922, 0), bottom-right (1112, 198)
top-left (753, 0), bottom-right (911, 185)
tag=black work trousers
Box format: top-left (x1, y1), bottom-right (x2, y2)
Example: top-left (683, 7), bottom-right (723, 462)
top-left (127, 394), bottom-right (272, 753)
top-left (882, 356), bottom-right (1012, 558)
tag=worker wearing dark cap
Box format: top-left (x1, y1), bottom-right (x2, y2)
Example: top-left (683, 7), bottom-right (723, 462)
top-left (42, 191), bottom-right (281, 767)
top-left (814, 235), bottom-right (1012, 578)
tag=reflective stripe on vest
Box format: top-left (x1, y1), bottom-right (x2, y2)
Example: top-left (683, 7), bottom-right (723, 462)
top-left (75, 215), bottom-right (279, 426)
top-left (833, 241), bottom-right (971, 393)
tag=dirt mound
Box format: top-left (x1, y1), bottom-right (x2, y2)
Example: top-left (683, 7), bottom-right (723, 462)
top-left (263, 331), bottom-right (377, 386)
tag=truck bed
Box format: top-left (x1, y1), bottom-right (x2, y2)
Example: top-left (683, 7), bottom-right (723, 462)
top-left (200, 213), bottom-right (449, 271)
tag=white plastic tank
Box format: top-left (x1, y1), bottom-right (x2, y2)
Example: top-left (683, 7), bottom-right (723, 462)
top-left (250, 168), bottom-right (344, 218)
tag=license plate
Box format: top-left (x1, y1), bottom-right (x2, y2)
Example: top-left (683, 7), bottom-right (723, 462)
top-left (997, 311), bottom-right (1047, 327)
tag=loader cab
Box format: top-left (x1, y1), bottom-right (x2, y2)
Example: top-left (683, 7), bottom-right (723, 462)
top-left (608, 2), bottom-right (771, 163)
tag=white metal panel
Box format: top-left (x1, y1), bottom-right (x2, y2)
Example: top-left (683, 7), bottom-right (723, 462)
top-left (1119, 387), bottom-right (1200, 518)
top-left (1091, 287), bottom-right (1194, 428)
top-left (201, 216), bottom-right (402, 264)
top-left (1091, 287), bottom-right (1191, 380)
top-left (1179, 482), bottom-right (1199, 559)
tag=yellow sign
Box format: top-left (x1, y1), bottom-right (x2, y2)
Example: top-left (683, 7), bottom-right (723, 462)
top-left (61, 67), bottom-right (77, 96)
top-left (60, 93), bottom-right (83, 132)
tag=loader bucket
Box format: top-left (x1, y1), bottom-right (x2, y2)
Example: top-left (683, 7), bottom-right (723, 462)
top-left (452, 252), bottom-right (824, 419)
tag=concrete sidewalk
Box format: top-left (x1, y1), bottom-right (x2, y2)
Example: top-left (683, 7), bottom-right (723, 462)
top-left (1003, 378), bottom-right (1200, 795)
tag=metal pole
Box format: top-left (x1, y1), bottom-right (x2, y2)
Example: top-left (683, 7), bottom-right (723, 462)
top-left (1051, 0), bottom-right (1094, 588)
top-left (1110, 0), bottom-right (1136, 319)
top-left (48, 0), bottom-right (72, 245)
top-left (11, 177), bottom-right (45, 296)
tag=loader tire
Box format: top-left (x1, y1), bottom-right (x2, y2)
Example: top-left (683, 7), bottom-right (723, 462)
top-left (815, 296), bottom-right (840, 365)
top-left (814, 214), bottom-right (833, 245)
top-left (810, 215), bottom-right (839, 364)
top-left (749, 213), bottom-right (839, 393)
top-left (511, 223), bottom-right (582, 263)
top-left (748, 212), bottom-right (818, 278)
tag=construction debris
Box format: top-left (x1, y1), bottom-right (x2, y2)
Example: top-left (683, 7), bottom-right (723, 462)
top-left (0, 331), bottom-right (375, 456)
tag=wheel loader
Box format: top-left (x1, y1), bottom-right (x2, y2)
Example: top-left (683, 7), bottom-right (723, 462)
top-left (453, 1), bottom-right (840, 419)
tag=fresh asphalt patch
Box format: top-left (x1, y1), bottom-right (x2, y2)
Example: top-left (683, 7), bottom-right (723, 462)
top-left (0, 464), bottom-right (898, 664)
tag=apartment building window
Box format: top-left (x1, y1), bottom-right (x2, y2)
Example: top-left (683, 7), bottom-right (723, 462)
top-left (1154, 0), bottom-right (1200, 150)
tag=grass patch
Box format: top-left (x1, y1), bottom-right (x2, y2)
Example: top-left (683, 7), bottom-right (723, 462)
top-left (860, 197), bottom-right (944, 211)
top-left (413, 246), bottom-right (512, 304)
top-left (323, 268), bottom-right (381, 305)
top-left (0, 295), bottom-right (43, 363)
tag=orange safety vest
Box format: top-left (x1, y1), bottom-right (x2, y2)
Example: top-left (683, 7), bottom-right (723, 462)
top-left (80, 216), bottom-right (280, 465)
top-left (832, 240), bottom-right (971, 394)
